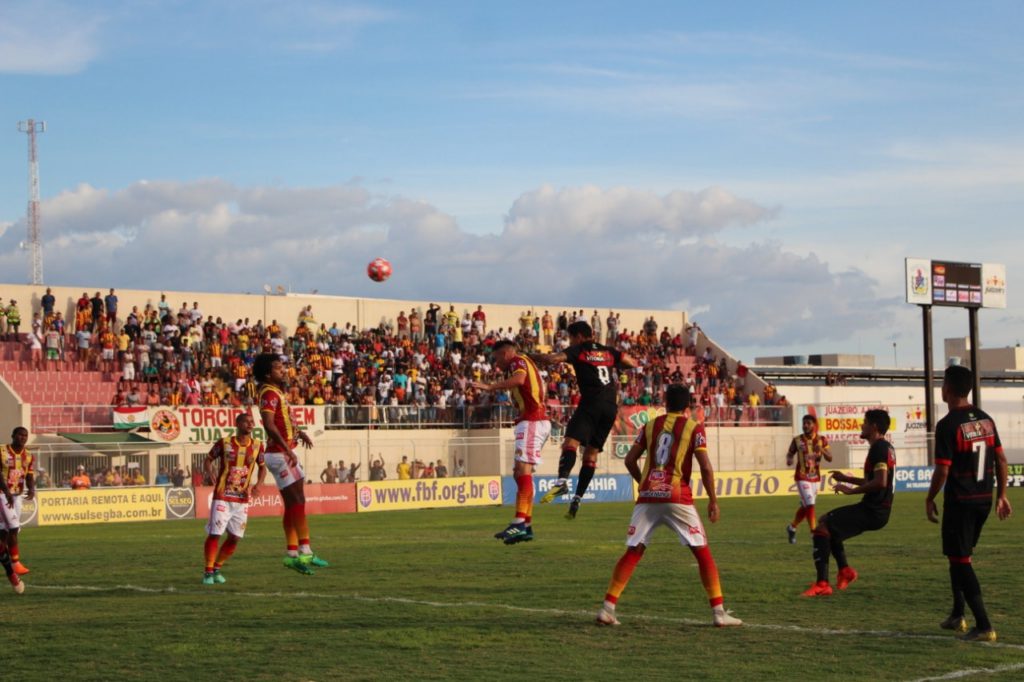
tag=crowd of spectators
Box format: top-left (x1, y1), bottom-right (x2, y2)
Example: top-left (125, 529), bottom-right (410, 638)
top-left (11, 288), bottom-right (785, 425)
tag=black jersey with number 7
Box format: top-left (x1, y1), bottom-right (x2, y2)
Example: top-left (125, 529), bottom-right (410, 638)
top-left (935, 406), bottom-right (1002, 505)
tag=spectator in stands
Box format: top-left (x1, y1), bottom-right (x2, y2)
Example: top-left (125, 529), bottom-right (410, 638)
top-left (453, 459), bottom-right (466, 477)
top-left (5, 299), bottom-right (20, 340)
top-left (71, 465), bottom-right (91, 490)
top-left (472, 305), bottom-right (486, 334)
top-left (320, 460), bottom-right (339, 484)
top-left (435, 459), bottom-right (448, 478)
top-left (337, 460), bottom-right (351, 482)
top-left (26, 316), bottom-right (44, 370)
top-left (35, 467), bottom-right (51, 489)
top-left (155, 467), bottom-right (171, 485)
top-left (90, 292), bottom-right (104, 331)
top-left (128, 467), bottom-right (146, 486)
top-left (172, 466), bottom-right (186, 487)
top-left (397, 455), bottom-right (411, 480)
top-left (369, 457), bottom-right (386, 481)
top-left (105, 288), bottom-right (118, 326)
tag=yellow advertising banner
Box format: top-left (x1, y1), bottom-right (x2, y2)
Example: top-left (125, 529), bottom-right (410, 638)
top-left (356, 476), bottom-right (503, 513)
top-left (632, 469), bottom-right (861, 500)
top-left (34, 487), bottom-right (169, 526)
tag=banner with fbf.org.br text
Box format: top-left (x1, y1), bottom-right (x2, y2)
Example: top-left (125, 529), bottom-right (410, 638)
top-left (356, 476), bottom-right (502, 512)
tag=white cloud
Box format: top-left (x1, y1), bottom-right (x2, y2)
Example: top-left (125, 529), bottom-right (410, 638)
top-left (0, 179), bottom-right (889, 348)
top-left (0, 1), bottom-right (105, 74)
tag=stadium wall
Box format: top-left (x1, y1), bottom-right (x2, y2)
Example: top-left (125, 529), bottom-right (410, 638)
top-left (0, 283), bottom-right (687, 339)
top-left (0, 376), bottom-right (30, 442)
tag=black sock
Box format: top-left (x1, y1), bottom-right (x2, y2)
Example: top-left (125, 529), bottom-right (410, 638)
top-left (557, 448), bottom-right (577, 480)
top-left (948, 562), bottom-right (965, 618)
top-left (830, 536), bottom-right (848, 571)
top-left (956, 563), bottom-right (991, 631)
top-left (0, 547), bottom-right (12, 578)
top-left (812, 533), bottom-right (830, 582)
top-left (574, 464), bottom-right (595, 498)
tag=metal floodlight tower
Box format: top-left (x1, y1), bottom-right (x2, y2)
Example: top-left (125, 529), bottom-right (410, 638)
top-left (18, 119), bottom-right (46, 285)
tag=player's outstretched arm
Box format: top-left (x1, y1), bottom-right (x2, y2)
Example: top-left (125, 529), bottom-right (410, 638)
top-left (618, 352), bottom-right (639, 370)
top-left (835, 467), bottom-right (886, 496)
top-left (529, 352), bottom-right (566, 366)
top-left (694, 450), bottom-right (719, 523)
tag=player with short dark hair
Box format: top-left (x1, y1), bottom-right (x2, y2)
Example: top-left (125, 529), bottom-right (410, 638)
top-left (0, 426), bottom-right (30, 594)
top-left (596, 384), bottom-right (741, 627)
top-left (802, 409), bottom-right (894, 597)
top-left (925, 365), bottom-right (1012, 642)
top-left (472, 340), bottom-right (551, 544)
top-left (532, 321), bottom-right (637, 519)
top-left (785, 414), bottom-right (832, 543)
top-left (255, 353), bottom-right (328, 574)
top-left (201, 412), bottom-right (267, 585)
top-left (0, 427), bottom-right (34, 580)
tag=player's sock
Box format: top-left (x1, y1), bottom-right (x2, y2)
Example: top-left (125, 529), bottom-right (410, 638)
top-left (8, 537), bottom-right (19, 563)
top-left (514, 474), bottom-right (533, 522)
top-left (0, 543), bottom-right (13, 577)
top-left (604, 546), bottom-right (645, 607)
top-left (791, 507), bottom-right (807, 528)
top-left (283, 505), bottom-right (299, 557)
top-left (204, 535), bottom-right (219, 571)
top-left (293, 504), bottom-right (311, 553)
top-left (948, 561), bottom-right (966, 618)
top-left (953, 559), bottom-right (992, 632)
top-left (557, 447), bottom-right (577, 480)
top-left (691, 545), bottom-right (724, 607)
top-left (806, 505), bottom-right (817, 531)
top-left (830, 536), bottom-right (848, 571)
top-left (215, 535), bottom-right (239, 568)
top-left (574, 464), bottom-right (596, 499)
top-left (812, 528), bottom-right (831, 582)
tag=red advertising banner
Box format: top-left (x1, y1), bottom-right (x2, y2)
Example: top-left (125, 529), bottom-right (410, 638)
top-left (195, 483), bottom-right (357, 518)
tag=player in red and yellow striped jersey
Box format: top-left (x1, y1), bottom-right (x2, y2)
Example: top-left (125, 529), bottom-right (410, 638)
top-left (473, 340), bottom-right (551, 545)
top-left (254, 353), bottom-right (328, 574)
top-left (0, 427), bottom-right (31, 593)
top-left (596, 385), bottom-right (741, 627)
top-left (201, 412), bottom-right (267, 585)
top-left (785, 414), bottom-right (832, 543)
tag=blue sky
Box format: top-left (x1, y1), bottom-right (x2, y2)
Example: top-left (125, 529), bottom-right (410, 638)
top-left (1, 1), bottom-right (1023, 366)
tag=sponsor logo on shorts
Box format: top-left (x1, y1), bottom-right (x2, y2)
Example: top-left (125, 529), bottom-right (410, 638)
top-left (488, 480), bottom-right (500, 500)
top-left (359, 486), bottom-right (372, 508)
top-left (215, 503), bottom-right (227, 512)
top-left (688, 525), bottom-right (703, 536)
top-left (627, 525), bottom-right (636, 535)
top-left (165, 487), bottom-right (195, 519)
top-left (18, 498), bottom-right (37, 526)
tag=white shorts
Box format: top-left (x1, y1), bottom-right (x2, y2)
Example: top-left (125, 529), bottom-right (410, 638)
top-left (102, 348), bottom-right (115, 360)
top-left (265, 452), bottom-right (305, 490)
top-left (205, 499), bottom-right (248, 537)
top-left (626, 503), bottom-right (708, 548)
top-left (513, 419), bottom-right (551, 465)
top-left (797, 480), bottom-right (818, 508)
top-left (0, 495), bottom-right (23, 531)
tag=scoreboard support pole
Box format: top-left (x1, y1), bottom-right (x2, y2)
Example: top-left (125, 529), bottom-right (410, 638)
top-left (968, 306), bottom-right (982, 409)
top-left (921, 305), bottom-right (935, 465)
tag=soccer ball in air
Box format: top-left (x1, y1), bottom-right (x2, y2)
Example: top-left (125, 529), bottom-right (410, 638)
top-left (367, 257), bottom-right (393, 282)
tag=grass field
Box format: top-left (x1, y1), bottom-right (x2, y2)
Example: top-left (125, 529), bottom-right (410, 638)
top-left (8, 489), bottom-right (1024, 681)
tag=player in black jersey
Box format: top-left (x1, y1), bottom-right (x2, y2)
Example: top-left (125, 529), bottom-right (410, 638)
top-left (925, 365), bottom-right (1012, 642)
top-left (802, 409), bottom-right (895, 598)
top-left (532, 321), bottom-right (637, 519)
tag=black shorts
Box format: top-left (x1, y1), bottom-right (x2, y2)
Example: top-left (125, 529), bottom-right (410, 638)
top-left (564, 400), bottom-right (618, 451)
top-left (823, 503), bottom-right (890, 542)
top-left (941, 502), bottom-right (990, 558)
